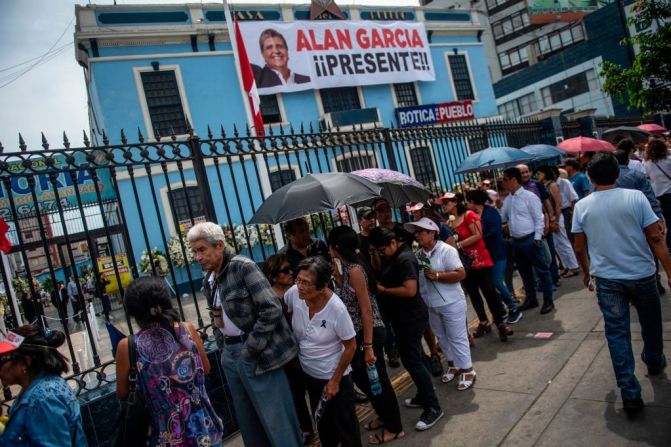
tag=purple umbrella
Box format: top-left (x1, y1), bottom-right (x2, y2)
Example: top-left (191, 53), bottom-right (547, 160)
top-left (351, 168), bottom-right (431, 207)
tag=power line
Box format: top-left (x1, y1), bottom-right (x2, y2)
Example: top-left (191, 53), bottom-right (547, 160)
top-left (0, 17), bottom-right (75, 90)
top-left (0, 45), bottom-right (70, 85)
top-left (0, 42), bottom-right (71, 74)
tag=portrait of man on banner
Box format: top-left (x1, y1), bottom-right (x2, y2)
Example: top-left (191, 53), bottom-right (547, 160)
top-left (252, 28), bottom-right (311, 88)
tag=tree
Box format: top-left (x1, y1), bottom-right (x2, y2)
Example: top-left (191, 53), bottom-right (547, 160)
top-left (600, 0), bottom-right (671, 116)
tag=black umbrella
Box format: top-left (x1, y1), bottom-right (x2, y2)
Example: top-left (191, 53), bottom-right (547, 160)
top-left (601, 126), bottom-right (651, 144)
top-left (249, 173), bottom-right (382, 224)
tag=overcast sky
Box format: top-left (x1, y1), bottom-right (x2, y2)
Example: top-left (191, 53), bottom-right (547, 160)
top-left (0, 0), bottom-right (419, 151)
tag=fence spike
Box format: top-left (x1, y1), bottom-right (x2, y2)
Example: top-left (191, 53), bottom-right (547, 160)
top-left (279, 123), bottom-right (285, 136)
top-left (83, 130), bottom-right (90, 147)
top-left (233, 124), bottom-right (239, 138)
top-left (169, 127), bottom-right (177, 141)
top-left (18, 133), bottom-right (27, 151)
top-left (0, 141), bottom-right (4, 154)
top-left (289, 122), bottom-right (295, 134)
top-left (154, 127), bottom-right (162, 140)
top-left (137, 127), bottom-right (145, 143)
top-left (220, 125), bottom-right (226, 138)
top-left (245, 123), bottom-right (251, 137)
top-left (309, 122), bottom-right (314, 133)
top-left (62, 131), bottom-right (70, 148)
top-left (207, 125), bottom-right (213, 139)
top-left (300, 122), bottom-right (305, 134)
top-left (120, 128), bottom-right (127, 145)
top-left (41, 132), bottom-right (49, 150)
top-left (268, 124), bottom-right (274, 136)
top-left (102, 129), bottom-right (109, 146)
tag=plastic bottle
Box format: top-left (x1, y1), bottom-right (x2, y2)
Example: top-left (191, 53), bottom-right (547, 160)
top-left (367, 364), bottom-right (382, 396)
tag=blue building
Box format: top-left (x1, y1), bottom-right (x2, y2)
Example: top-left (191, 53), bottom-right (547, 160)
top-left (72, 1), bottom-right (502, 289)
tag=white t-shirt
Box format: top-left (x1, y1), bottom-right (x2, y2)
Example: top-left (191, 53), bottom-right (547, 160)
top-left (417, 241), bottom-right (466, 308)
top-left (291, 292), bottom-right (356, 380)
top-left (208, 274), bottom-right (244, 337)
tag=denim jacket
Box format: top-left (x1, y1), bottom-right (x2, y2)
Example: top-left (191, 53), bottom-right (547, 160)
top-left (0, 373), bottom-right (88, 447)
top-left (202, 247), bottom-right (298, 375)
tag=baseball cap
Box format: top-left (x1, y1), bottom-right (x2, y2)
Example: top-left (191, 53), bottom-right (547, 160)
top-left (406, 202), bottom-right (424, 213)
top-left (434, 192), bottom-right (456, 204)
top-left (0, 331), bottom-right (24, 355)
top-left (357, 206), bottom-right (375, 220)
top-left (404, 217), bottom-right (439, 234)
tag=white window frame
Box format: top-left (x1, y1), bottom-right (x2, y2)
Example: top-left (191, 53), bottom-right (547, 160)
top-left (160, 180), bottom-right (200, 236)
top-left (133, 64), bottom-right (193, 142)
top-left (315, 86), bottom-right (366, 116)
top-left (331, 151), bottom-right (379, 173)
top-left (445, 51), bottom-right (479, 103)
top-left (405, 143), bottom-right (439, 189)
top-left (390, 82), bottom-right (423, 108)
top-left (267, 165), bottom-right (301, 191)
top-left (260, 94), bottom-right (290, 130)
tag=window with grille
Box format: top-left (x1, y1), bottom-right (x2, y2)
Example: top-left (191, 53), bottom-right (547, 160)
top-left (260, 95), bottom-right (282, 124)
top-left (393, 83), bottom-right (419, 108)
top-left (336, 154), bottom-right (376, 173)
top-left (269, 169), bottom-right (296, 191)
top-left (140, 70), bottom-right (188, 136)
top-left (320, 87), bottom-right (361, 113)
top-left (410, 147), bottom-right (436, 186)
top-left (447, 55), bottom-right (475, 101)
top-left (169, 186), bottom-right (206, 223)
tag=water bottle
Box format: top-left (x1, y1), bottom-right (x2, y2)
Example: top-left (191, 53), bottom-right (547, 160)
top-left (367, 364), bottom-right (382, 396)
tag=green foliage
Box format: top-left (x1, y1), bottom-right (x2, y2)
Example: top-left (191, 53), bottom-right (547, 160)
top-left (600, 0), bottom-right (671, 115)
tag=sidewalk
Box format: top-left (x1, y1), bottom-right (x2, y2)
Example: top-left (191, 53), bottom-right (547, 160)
top-left (224, 275), bottom-right (671, 447)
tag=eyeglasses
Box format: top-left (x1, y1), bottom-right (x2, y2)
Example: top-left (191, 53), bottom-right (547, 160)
top-left (276, 266), bottom-right (292, 275)
top-left (295, 278), bottom-right (315, 288)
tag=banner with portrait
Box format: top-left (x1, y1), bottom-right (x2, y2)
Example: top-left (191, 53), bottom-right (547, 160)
top-left (238, 20), bottom-right (436, 95)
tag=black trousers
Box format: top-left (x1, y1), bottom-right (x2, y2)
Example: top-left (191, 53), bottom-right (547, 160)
top-left (386, 302), bottom-right (440, 411)
top-left (350, 326), bottom-right (403, 434)
top-left (304, 373), bottom-right (362, 447)
top-left (284, 359), bottom-right (313, 434)
top-left (463, 266), bottom-right (506, 326)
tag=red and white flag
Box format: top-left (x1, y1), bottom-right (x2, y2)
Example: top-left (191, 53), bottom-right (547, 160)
top-left (0, 217), bottom-right (11, 254)
top-left (234, 17), bottom-right (265, 137)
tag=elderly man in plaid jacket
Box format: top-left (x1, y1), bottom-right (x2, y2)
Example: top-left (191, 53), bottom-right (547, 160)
top-left (189, 222), bottom-right (302, 447)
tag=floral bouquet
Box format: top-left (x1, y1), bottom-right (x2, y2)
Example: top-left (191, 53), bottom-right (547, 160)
top-left (167, 234), bottom-right (196, 268)
top-left (139, 248), bottom-right (169, 275)
top-left (415, 251), bottom-right (432, 271)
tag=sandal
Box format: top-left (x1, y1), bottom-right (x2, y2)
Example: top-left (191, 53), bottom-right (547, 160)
top-left (441, 366), bottom-right (459, 383)
top-left (368, 430), bottom-right (405, 445)
top-left (472, 322), bottom-right (491, 338)
top-left (457, 370), bottom-right (477, 391)
top-left (561, 269), bottom-right (580, 278)
top-left (364, 419), bottom-right (385, 431)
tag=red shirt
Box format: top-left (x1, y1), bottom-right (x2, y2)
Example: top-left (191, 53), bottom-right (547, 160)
top-left (454, 211), bottom-right (493, 270)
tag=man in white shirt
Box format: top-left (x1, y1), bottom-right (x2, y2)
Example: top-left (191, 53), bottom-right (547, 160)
top-left (573, 153), bottom-right (670, 416)
top-left (501, 167), bottom-right (555, 314)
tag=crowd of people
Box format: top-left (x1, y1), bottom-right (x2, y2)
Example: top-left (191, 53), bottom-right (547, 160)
top-left (1, 134), bottom-right (670, 447)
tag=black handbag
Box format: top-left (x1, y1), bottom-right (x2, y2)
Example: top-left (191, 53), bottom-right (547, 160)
top-left (113, 335), bottom-right (151, 447)
top-left (458, 249), bottom-right (474, 273)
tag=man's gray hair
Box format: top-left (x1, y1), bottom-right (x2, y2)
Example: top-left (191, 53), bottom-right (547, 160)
top-left (187, 222), bottom-right (226, 246)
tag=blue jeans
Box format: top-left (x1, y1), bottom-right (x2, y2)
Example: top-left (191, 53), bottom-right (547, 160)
top-left (492, 259), bottom-right (517, 312)
top-left (544, 233), bottom-right (561, 284)
top-left (595, 275), bottom-right (665, 401)
top-left (512, 236), bottom-right (553, 306)
top-left (221, 343), bottom-right (303, 447)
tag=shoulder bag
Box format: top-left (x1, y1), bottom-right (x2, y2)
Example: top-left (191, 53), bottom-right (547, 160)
top-left (113, 335), bottom-right (152, 447)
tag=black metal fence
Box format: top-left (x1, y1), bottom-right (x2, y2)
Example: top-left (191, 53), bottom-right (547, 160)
top-left (0, 118), bottom-right (545, 412)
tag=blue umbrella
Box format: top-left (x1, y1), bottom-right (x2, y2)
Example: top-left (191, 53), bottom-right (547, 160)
top-left (520, 144), bottom-right (566, 161)
top-left (455, 146), bottom-right (533, 174)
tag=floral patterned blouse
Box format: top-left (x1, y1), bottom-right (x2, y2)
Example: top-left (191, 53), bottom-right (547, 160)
top-left (340, 263), bottom-right (385, 334)
top-left (135, 324), bottom-right (223, 446)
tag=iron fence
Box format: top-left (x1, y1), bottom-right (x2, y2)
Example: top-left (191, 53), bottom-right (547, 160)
top-left (0, 118), bottom-right (544, 406)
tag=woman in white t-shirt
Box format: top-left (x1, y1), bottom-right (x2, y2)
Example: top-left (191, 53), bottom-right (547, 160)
top-left (404, 218), bottom-right (476, 390)
top-left (291, 257), bottom-right (361, 447)
top-left (643, 139), bottom-right (671, 249)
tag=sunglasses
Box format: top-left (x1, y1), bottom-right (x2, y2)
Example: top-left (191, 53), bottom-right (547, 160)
top-left (276, 266), bottom-right (292, 275)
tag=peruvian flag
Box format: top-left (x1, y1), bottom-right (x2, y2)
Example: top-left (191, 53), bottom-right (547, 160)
top-left (0, 217), bottom-right (11, 254)
top-left (234, 18), bottom-right (265, 137)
